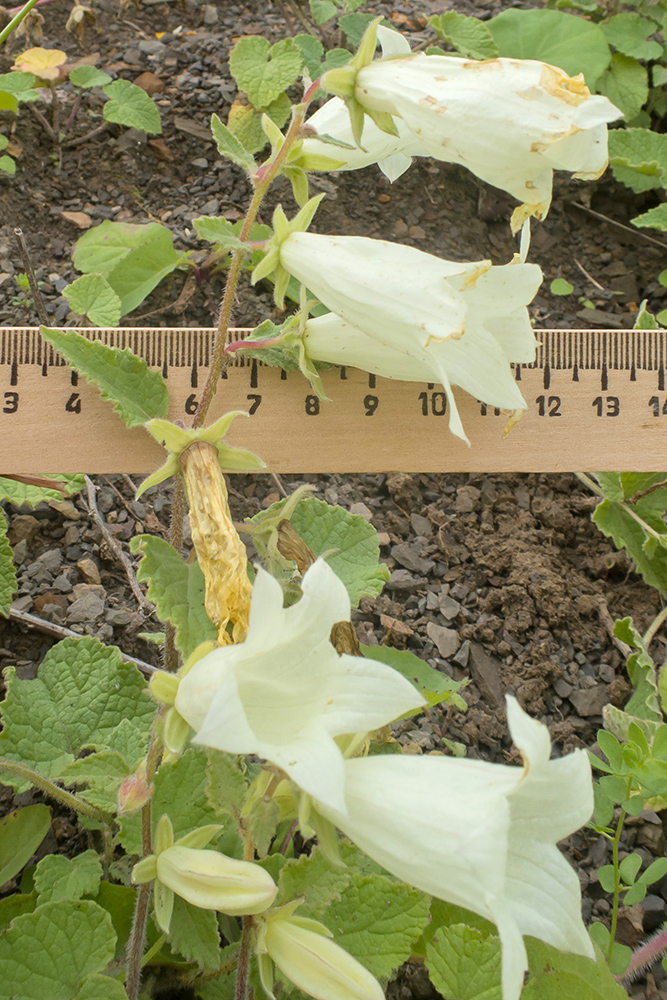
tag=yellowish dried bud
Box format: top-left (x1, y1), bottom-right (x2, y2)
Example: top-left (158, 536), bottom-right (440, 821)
top-left (179, 441), bottom-right (252, 644)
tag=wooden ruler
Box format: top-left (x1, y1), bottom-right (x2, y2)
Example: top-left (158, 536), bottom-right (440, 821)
top-left (1, 326), bottom-right (666, 473)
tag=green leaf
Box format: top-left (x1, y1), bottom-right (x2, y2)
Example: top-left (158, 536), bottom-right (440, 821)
top-left (40, 327), bottom-right (168, 429)
top-left (597, 864), bottom-right (617, 892)
top-left (608, 127), bottom-right (667, 193)
top-left (632, 203), bottom-right (667, 231)
top-left (118, 748), bottom-right (221, 854)
top-left (210, 113), bottom-right (256, 173)
top-left (639, 856), bottom-right (667, 884)
top-left (248, 796), bottom-right (280, 859)
top-left (592, 498), bottom-right (667, 595)
top-left (597, 53), bottom-right (648, 122)
top-left (289, 497), bottom-right (389, 606)
top-left (634, 301), bottom-right (661, 329)
top-left (295, 34), bottom-right (325, 78)
top-left (338, 13), bottom-right (377, 48)
top-left (130, 535), bottom-right (217, 658)
top-left (619, 852), bottom-right (642, 884)
top-left (0, 154), bottom-right (15, 175)
top-left (602, 13), bottom-right (663, 61)
top-left (34, 850), bottom-right (103, 904)
top-left (523, 938), bottom-right (629, 999)
top-left (228, 93), bottom-right (291, 155)
top-left (426, 923), bottom-right (502, 1000)
top-left (60, 750), bottom-right (132, 787)
top-left (70, 66), bottom-right (112, 88)
top-left (360, 644), bottom-right (466, 712)
top-left (74, 220), bottom-right (169, 277)
top-left (0, 510), bottom-right (16, 617)
top-left (612, 616), bottom-right (662, 723)
top-left (310, 0), bottom-right (338, 25)
top-left (597, 730), bottom-right (622, 771)
top-left (0, 804), bottom-right (50, 885)
top-left (229, 36), bottom-right (303, 108)
top-left (320, 874), bottom-right (430, 981)
top-left (205, 749), bottom-right (252, 820)
top-left (94, 882), bottom-right (139, 960)
top-left (0, 473), bottom-right (84, 506)
top-left (428, 13), bottom-right (499, 60)
top-left (167, 894), bottom-right (221, 968)
top-left (550, 278), bottom-right (574, 295)
top-left (278, 846), bottom-right (353, 917)
top-left (487, 9), bottom-right (611, 88)
top-left (102, 79), bottom-right (161, 134)
top-left (64, 274), bottom-right (122, 328)
top-left (0, 637), bottom-right (155, 792)
top-left (78, 974), bottom-right (128, 1000)
top-left (0, 71), bottom-right (39, 102)
top-left (0, 899), bottom-right (116, 1000)
top-left (192, 215), bottom-right (246, 253)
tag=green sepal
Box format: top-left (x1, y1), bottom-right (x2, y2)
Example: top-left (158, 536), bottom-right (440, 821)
top-left (286, 914), bottom-right (334, 937)
top-left (284, 166), bottom-right (310, 207)
top-left (149, 670), bottom-right (180, 707)
top-left (367, 107), bottom-right (399, 136)
top-left (257, 951), bottom-right (276, 999)
top-left (261, 112), bottom-right (285, 154)
top-left (164, 708), bottom-right (191, 755)
top-left (309, 809), bottom-right (343, 867)
top-left (155, 814), bottom-right (175, 855)
top-left (252, 247), bottom-right (282, 286)
top-left (175, 824), bottom-right (224, 850)
top-left (320, 64), bottom-right (357, 98)
top-left (132, 855), bottom-right (158, 884)
top-left (154, 879), bottom-right (174, 934)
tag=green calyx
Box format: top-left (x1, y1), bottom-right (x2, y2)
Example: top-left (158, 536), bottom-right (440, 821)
top-left (243, 482), bottom-right (318, 571)
top-left (251, 194), bottom-right (325, 309)
top-left (138, 411), bottom-right (265, 498)
top-left (320, 17), bottom-right (399, 146)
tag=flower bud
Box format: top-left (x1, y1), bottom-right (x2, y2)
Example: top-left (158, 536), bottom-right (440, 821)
top-left (117, 764), bottom-right (153, 815)
top-left (261, 915), bottom-right (384, 1000)
top-left (156, 846), bottom-right (278, 915)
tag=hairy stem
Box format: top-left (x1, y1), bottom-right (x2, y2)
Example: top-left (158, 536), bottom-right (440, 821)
top-left (124, 716), bottom-right (163, 998)
top-left (575, 471), bottom-right (603, 497)
top-left (622, 927), bottom-right (667, 982)
top-left (0, 0), bottom-right (42, 43)
top-left (192, 83), bottom-right (319, 430)
top-left (644, 604), bottom-right (667, 653)
top-left (0, 758), bottom-right (113, 822)
top-left (235, 829), bottom-right (257, 1000)
top-left (164, 476), bottom-right (186, 673)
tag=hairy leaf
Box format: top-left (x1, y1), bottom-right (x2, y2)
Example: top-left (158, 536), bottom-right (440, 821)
top-left (102, 79), bottom-right (161, 134)
top-left (229, 36), bottom-right (303, 107)
top-left (69, 66), bottom-right (112, 88)
top-left (227, 92), bottom-right (291, 154)
top-left (34, 850), bottom-right (103, 904)
top-left (602, 13), bottom-right (663, 62)
top-left (428, 13), bottom-right (498, 59)
top-left (64, 274), bottom-right (122, 328)
top-left (210, 114), bottom-right (256, 173)
top-left (0, 71), bottom-right (39, 102)
top-left (0, 899), bottom-right (116, 999)
top-left (78, 974), bottom-right (129, 1000)
top-left (0, 473), bottom-right (84, 505)
top-left (426, 923), bottom-right (502, 1000)
top-left (523, 939), bottom-right (628, 999)
top-left (608, 128), bottom-right (667, 193)
top-left (596, 53), bottom-right (647, 122)
top-left (0, 510), bottom-right (16, 617)
top-left (0, 637), bottom-right (155, 792)
top-left (632, 203), bottom-right (667, 231)
top-left (168, 895), bottom-right (222, 968)
top-left (131, 535), bottom-right (217, 658)
top-left (40, 328), bottom-right (168, 428)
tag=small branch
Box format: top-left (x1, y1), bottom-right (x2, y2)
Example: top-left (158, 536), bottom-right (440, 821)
top-left (0, 757), bottom-right (114, 822)
top-left (13, 228), bottom-right (49, 327)
top-left (235, 916), bottom-right (254, 1000)
top-left (26, 102), bottom-right (58, 142)
top-left (644, 604), bottom-right (667, 654)
top-left (62, 121), bottom-right (109, 149)
top-left (84, 475), bottom-right (154, 615)
top-left (8, 606), bottom-right (156, 675)
top-left (626, 477), bottom-right (667, 505)
top-left (596, 597), bottom-right (632, 658)
top-left (49, 81), bottom-right (60, 137)
top-left (571, 202), bottom-right (667, 251)
top-left (0, 0), bottom-right (42, 44)
top-left (574, 471), bottom-right (604, 497)
top-left (62, 92), bottom-right (82, 136)
top-left (573, 257), bottom-right (605, 291)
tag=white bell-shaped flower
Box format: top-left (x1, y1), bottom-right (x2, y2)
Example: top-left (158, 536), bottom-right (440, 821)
top-left (349, 55), bottom-right (622, 229)
top-left (316, 696), bottom-right (595, 1000)
top-left (175, 558), bottom-right (424, 814)
top-left (279, 232), bottom-right (542, 441)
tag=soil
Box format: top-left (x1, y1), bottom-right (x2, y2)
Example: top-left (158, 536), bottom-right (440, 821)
top-left (1, 1), bottom-right (667, 998)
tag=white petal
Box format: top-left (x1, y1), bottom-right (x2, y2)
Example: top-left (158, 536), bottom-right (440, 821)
top-left (378, 152), bottom-right (414, 182)
top-left (189, 666), bottom-right (258, 754)
top-left (506, 695), bottom-right (552, 770)
top-left (377, 25), bottom-right (411, 57)
top-left (320, 652), bottom-right (425, 735)
top-left (494, 907), bottom-right (529, 1000)
top-left (510, 750), bottom-right (594, 843)
top-left (261, 724), bottom-right (348, 814)
top-left (175, 649), bottom-right (242, 732)
top-left (246, 564), bottom-right (286, 642)
top-left (427, 325), bottom-right (528, 413)
top-left (484, 310), bottom-right (538, 364)
top-left (283, 558), bottom-right (350, 640)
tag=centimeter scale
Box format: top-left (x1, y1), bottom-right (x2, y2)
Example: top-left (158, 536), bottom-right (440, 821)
top-left (0, 326), bottom-right (666, 473)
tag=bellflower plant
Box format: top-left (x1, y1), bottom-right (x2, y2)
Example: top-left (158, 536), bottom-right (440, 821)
top-left (174, 558), bottom-right (425, 813)
top-left (1, 13), bottom-right (627, 1000)
top-left (315, 697), bottom-right (595, 1000)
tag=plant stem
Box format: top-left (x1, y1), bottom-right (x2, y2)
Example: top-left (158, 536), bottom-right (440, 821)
top-left (644, 604), bottom-right (667, 653)
top-left (575, 471), bottom-right (603, 497)
top-left (14, 227), bottom-right (49, 326)
top-left (27, 101), bottom-right (58, 142)
top-left (0, 757), bottom-right (114, 822)
top-left (607, 786), bottom-right (631, 962)
top-left (141, 932), bottom-right (167, 969)
top-left (235, 829), bottom-right (257, 1000)
top-left (0, 0), bottom-right (41, 44)
top-left (125, 883), bottom-right (152, 1000)
top-left (124, 717), bottom-right (163, 998)
top-left (192, 84), bottom-right (319, 430)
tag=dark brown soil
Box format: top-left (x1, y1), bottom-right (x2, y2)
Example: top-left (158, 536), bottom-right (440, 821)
top-left (1, 2), bottom-right (667, 999)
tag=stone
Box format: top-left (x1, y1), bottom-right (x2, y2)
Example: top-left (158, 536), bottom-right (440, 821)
top-left (36, 549), bottom-right (62, 573)
top-left (468, 642), bottom-right (505, 708)
top-left (8, 515), bottom-right (40, 544)
top-left (67, 593), bottom-right (105, 624)
top-left (453, 639), bottom-right (470, 667)
top-left (387, 569), bottom-right (423, 592)
top-left (554, 678), bottom-right (573, 698)
top-left (439, 595), bottom-right (461, 620)
top-left (410, 513), bottom-right (432, 536)
top-left (77, 557), bottom-right (101, 585)
top-left (105, 608), bottom-right (132, 626)
top-left (349, 502), bottom-right (372, 521)
top-left (391, 542), bottom-right (434, 574)
top-left (569, 684), bottom-right (609, 717)
top-left (52, 574), bottom-right (73, 593)
top-left (203, 3), bottom-right (219, 22)
top-left (72, 583), bottom-right (106, 601)
top-left (455, 486), bottom-right (480, 513)
top-left (426, 623), bottom-right (460, 659)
